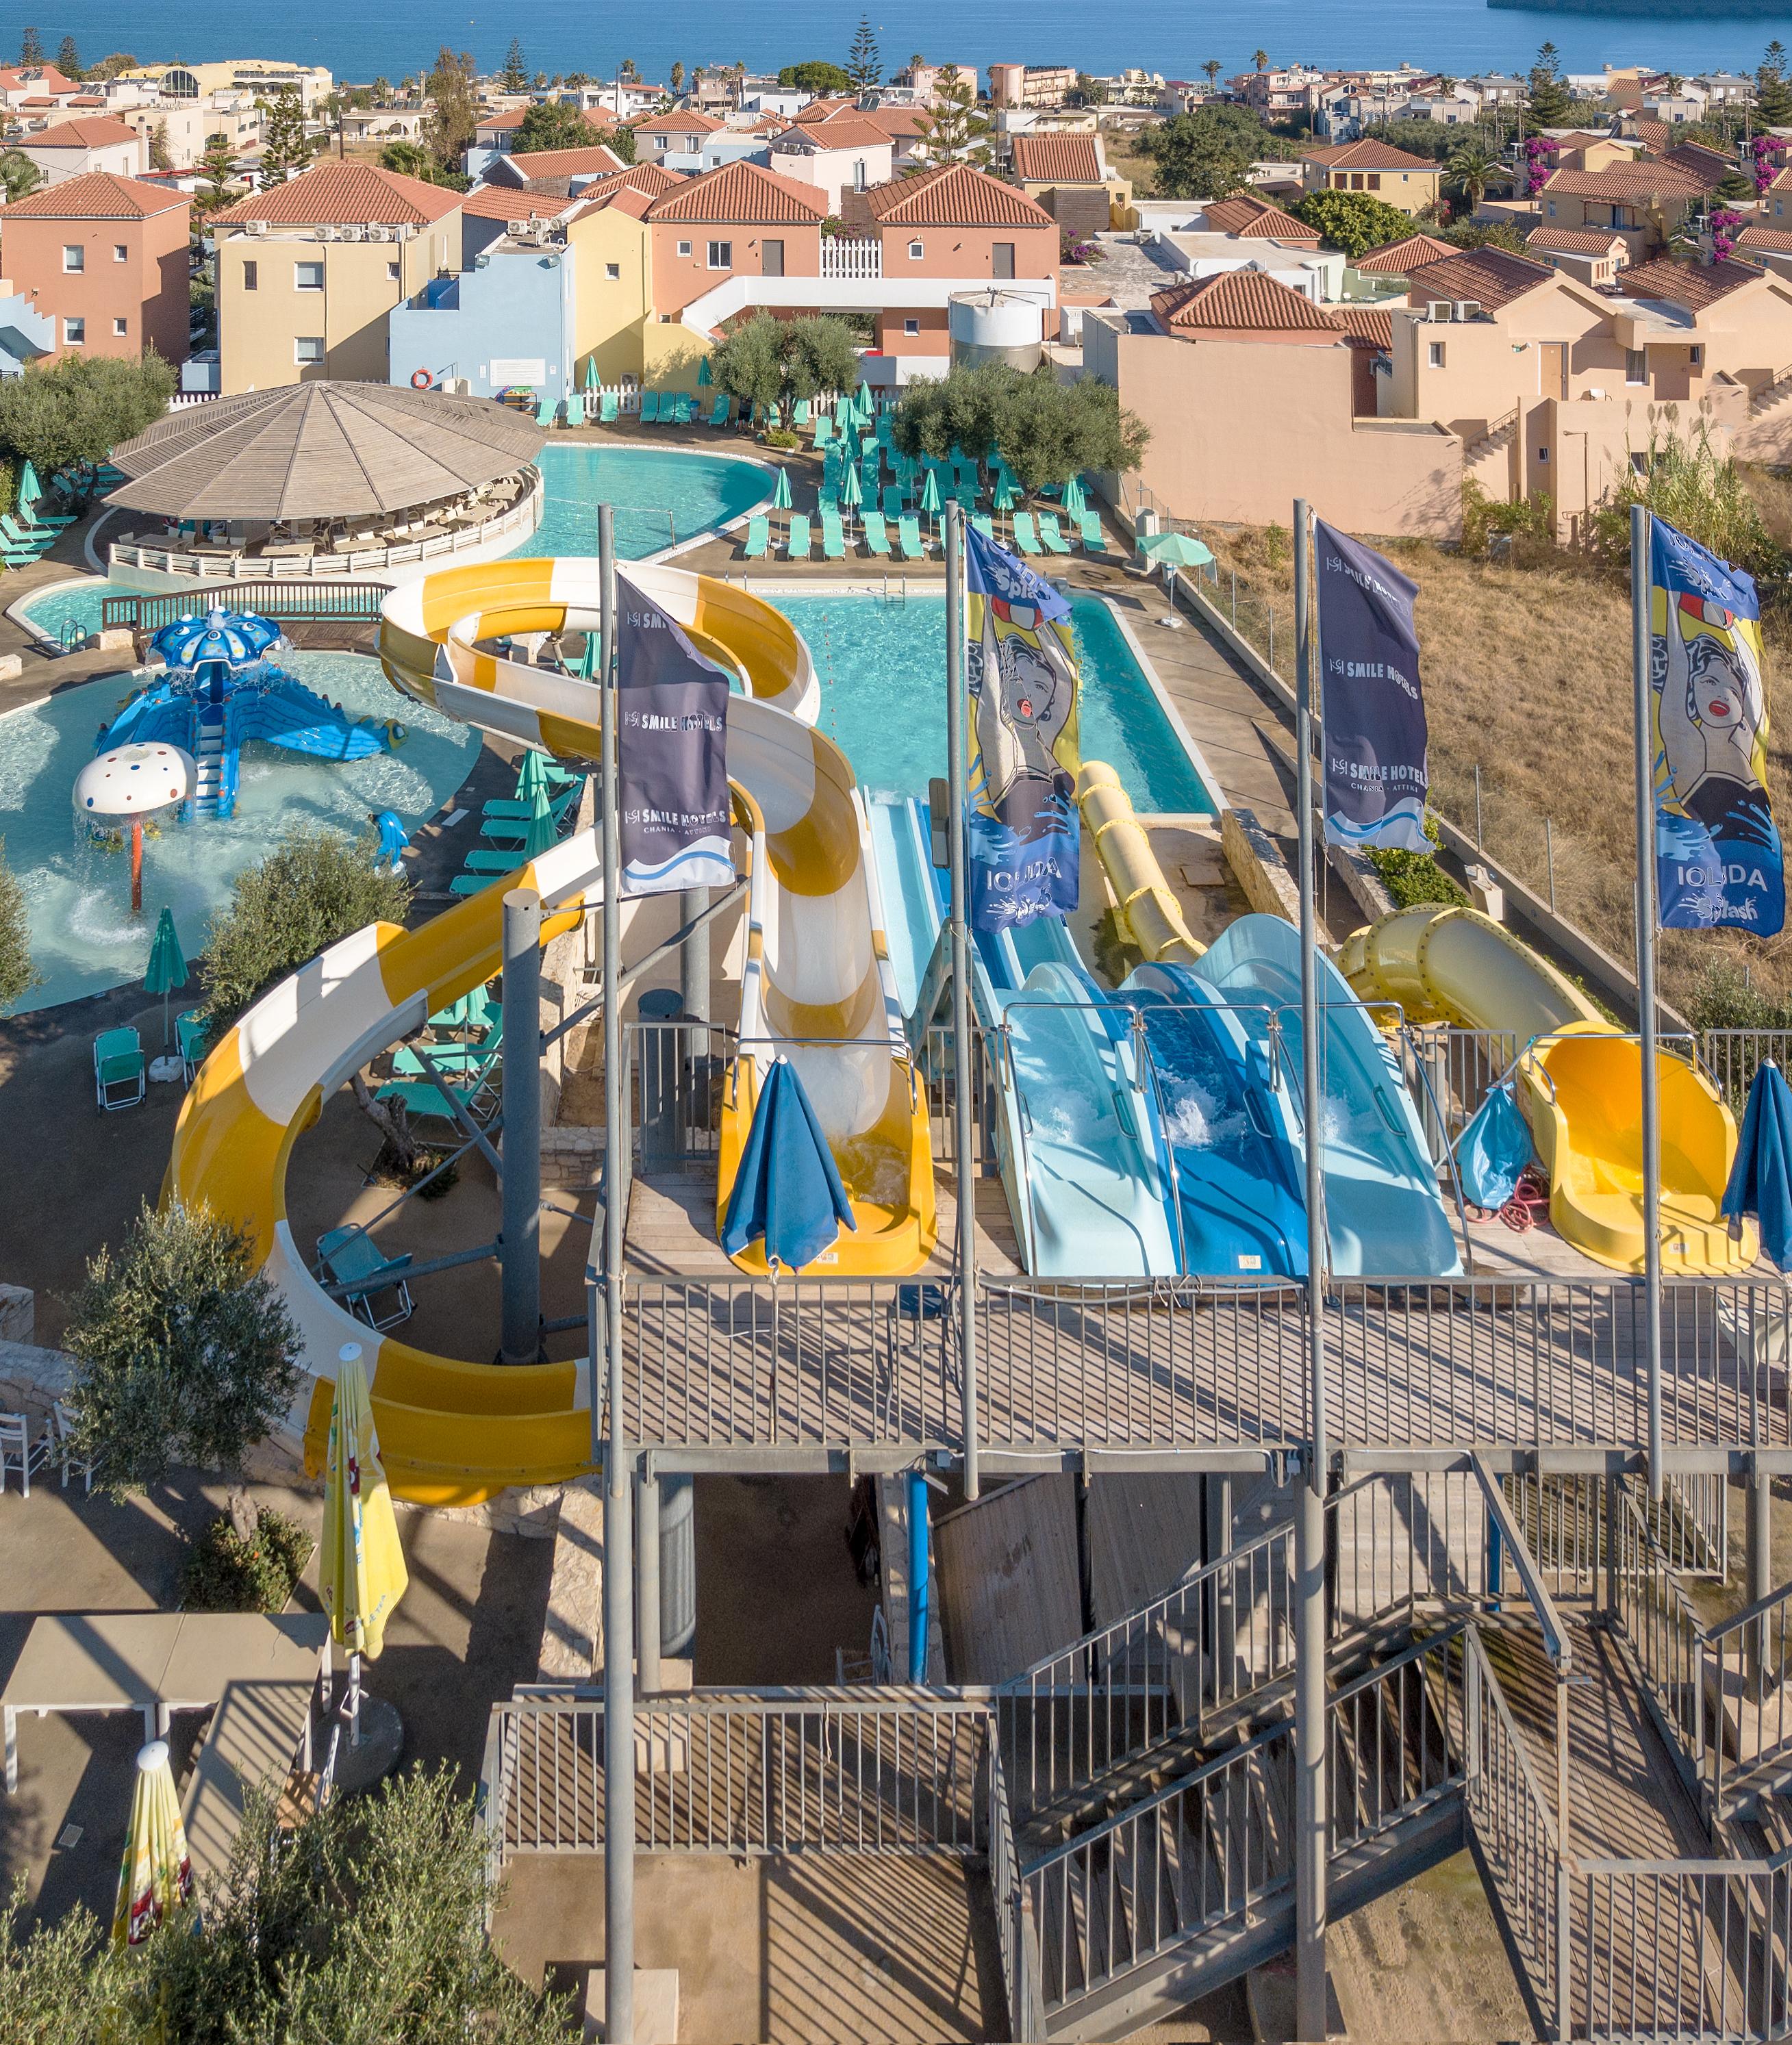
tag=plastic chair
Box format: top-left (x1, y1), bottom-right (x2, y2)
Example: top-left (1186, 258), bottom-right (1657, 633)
top-left (709, 394), bottom-right (730, 427)
top-left (820, 511), bottom-right (846, 560)
top-left (0, 1412), bottom-right (50, 1498)
top-left (1037, 513), bottom-right (1073, 555)
top-left (640, 392), bottom-right (661, 424)
top-left (175, 1009), bottom-right (207, 1084)
top-left (564, 392), bottom-right (585, 427)
top-left (94, 1027), bottom-right (145, 1110)
top-left (599, 392), bottom-right (619, 422)
top-left (898, 516), bottom-right (926, 560)
top-left (742, 513), bottom-right (770, 559)
top-left (315, 1226), bottom-right (415, 1332)
top-left (785, 514), bottom-right (812, 561)
top-left (1012, 513), bottom-right (1043, 557)
top-left (53, 1401), bottom-right (93, 1495)
top-left (863, 511), bottom-right (892, 556)
top-left (1077, 511), bottom-right (1106, 553)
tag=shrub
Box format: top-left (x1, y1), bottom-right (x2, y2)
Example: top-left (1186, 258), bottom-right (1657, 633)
top-left (0, 836), bottom-right (36, 1014)
top-left (199, 824), bottom-right (410, 1035)
top-left (1459, 479), bottom-right (1555, 557)
top-left (1367, 846), bottom-right (1470, 909)
top-left (759, 426), bottom-right (802, 450)
top-left (181, 1506), bottom-right (314, 1613)
top-left (1589, 431), bottom-right (1785, 594)
top-left (1687, 957), bottom-right (1792, 1033)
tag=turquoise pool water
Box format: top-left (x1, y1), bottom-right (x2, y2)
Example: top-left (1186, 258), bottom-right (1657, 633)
top-left (0, 652), bottom-right (480, 1015)
top-left (514, 442), bottom-right (767, 560)
top-left (775, 592), bottom-right (1213, 817)
top-left (12, 577), bottom-right (108, 645)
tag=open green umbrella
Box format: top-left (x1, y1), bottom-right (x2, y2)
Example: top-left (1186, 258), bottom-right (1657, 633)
top-left (1139, 530), bottom-right (1215, 624)
top-left (772, 466), bottom-right (793, 513)
top-left (143, 906), bottom-right (188, 1053)
top-left (1063, 474), bottom-right (1087, 519)
top-left (697, 355), bottom-right (713, 388)
top-left (919, 467), bottom-right (942, 537)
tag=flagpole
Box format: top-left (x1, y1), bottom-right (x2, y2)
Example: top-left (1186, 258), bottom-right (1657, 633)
top-left (1631, 502), bottom-right (1664, 1501)
top-left (1292, 496), bottom-right (1328, 2044)
top-left (945, 500), bottom-right (979, 1501)
top-left (598, 501), bottom-right (636, 2045)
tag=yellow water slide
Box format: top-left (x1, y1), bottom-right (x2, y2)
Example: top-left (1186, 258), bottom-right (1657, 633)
top-left (1339, 904), bottom-right (1754, 1275)
top-left (165, 558), bottom-right (932, 1503)
top-left (1075, 760), bottom-right (1204, 964)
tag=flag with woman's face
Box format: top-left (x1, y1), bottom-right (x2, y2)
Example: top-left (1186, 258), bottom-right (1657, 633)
top-left (963, 523), bottom-right (1081, 931)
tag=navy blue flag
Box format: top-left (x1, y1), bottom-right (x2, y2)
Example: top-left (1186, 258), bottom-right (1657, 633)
top-left (1649, 515), bottom-right (1784, 935)
top-left (1315, 519), bottom-right (1430, 853)
top-left (614, 573), bottom-right (733, 897)
top-left (963, 522), bottom-right (1081, 932)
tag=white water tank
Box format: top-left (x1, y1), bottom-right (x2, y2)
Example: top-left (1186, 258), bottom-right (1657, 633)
top-left (948, 289), bottom-right (1044, 372)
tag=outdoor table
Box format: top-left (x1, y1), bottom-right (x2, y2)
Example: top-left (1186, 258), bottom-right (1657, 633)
top-left (2, 1611), bottom-right (329, 1792)
top-left (260, 540), bottom-right (315, 560)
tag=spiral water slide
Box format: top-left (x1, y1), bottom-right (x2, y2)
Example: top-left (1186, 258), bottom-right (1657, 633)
top-left (1339, 904), bottom-right (1754, 1275)
top-left (165, 559), bottom-right (933, 1504)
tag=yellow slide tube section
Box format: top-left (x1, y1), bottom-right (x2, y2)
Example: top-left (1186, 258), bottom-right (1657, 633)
top-left (166, 559), bottom-right (931, 1504)
top-left (1075, 761), bottom-right (1204, 965)
top-left (1338, 904), bottom-right (1754, 1275)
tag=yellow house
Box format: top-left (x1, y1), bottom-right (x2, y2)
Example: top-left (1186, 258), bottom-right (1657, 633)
top-left (212, 162), bottom-right (461, 394)
top-left (1298, 140), bottom-right (1443, 218)
top-left (561, 164), bottom-right (684, 388)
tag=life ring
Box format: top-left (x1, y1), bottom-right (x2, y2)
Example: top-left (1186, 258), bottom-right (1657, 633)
top-left (383, 719), bottom-right (408, 747)
top-left (410, 370), bottom-right (433, 390)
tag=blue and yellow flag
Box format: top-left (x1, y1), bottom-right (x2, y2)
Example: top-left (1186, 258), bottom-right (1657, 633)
top-left (1650, 515), bottom-right (1783, 935)
top-left (963, 523), bottom-right (1081, 931)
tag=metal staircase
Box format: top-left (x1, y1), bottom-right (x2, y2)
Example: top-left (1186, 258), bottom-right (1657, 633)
top-left (192, 711), bottom-right (227, 817)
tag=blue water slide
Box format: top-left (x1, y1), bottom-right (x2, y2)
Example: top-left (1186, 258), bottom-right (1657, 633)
top-left (1190, 915), bottom-right (1463, 1278)
top-left (870, 795), bottom-right (1178, 1279)
top-left (1121, 962), bottom-right (1308, 1280)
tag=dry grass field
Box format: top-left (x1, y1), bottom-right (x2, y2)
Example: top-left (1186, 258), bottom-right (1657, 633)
top-left (1195, 518), bottom-right (1792, 1017)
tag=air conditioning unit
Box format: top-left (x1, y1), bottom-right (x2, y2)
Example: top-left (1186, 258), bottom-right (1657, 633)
top-left (1425, 299), bottom-right (1452, 321)
top-left (340, 224), bottom-right (364, 241)
top-left (507, 220), bottom-right (534, 237)
top-left (367, 224), bottom-right (392, 242)
top-left (316, 223), bottom-right (339, 240)
top-left (1454, 299), bottom-right (1482, 321)
top-left (244, 218), bottom-right (268, 235)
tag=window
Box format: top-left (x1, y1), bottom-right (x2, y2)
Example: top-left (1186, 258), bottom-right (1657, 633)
top-left (677, 239), bottom-right (692, 257)
top-left (1428, 340), bottom-right (1446, 368)
top-left (706, 240), bottom-right (732, 269)
top-left (1690, 344), bottom-right (1702, 367)
top-left (1350, 173), bottom-right (1364, 190)
top-left (113, 316), bottom-right (127, 336)
top-left (1626, 348), bottom-right (1648, 385)
top-left (606, 262), bottom-right (620, 279)
top-left (294, 335), bottom-right (324, 364)
top-left (1546, 201), bottom-right (1557, 217)
top-left (1537, 445), bottom-right (1549, 462)
top-left (903, 316), bottom-right (920, 335)
top-left (294, 260), bottom-right (324, 291)
top-left (909, 238), bottom-right (924, 259)
top-left (113, 243), bottom-right (128, 263)
top-left (62, 244), bottom-right (84, 272)
top-left (1631, 450), bottom-right (1651, 475)
top-left (388, 261), bottom-right (401, 281)
top-left (1367, 173), bottom-right (1381, 190)
top-left (992, 241), bottom-right (1015, 279)
top-left (854, 158), bottom-right (867, 190)
top-left (63, 317), bottom-right (85, 344)
top-left (243, 259), bottom-right (258, 290)
top-left (653, 134), bottom-right (668, 149)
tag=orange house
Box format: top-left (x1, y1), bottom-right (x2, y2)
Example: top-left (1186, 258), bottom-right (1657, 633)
top-left (644, 160), bottom-right (827, 321)
top-left (0, 170), bottom-right (190, 364)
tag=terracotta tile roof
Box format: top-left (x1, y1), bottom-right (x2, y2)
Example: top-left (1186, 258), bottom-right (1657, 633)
top-left (863, 162), bottom-right (1053, 228)
top-left (461, 186), bottom-right (572, 223)
top-left (1526, 224), bottom-right (1628, 256)
top-left (1403, 245), bottom-right (1554, 311)
top-left (1663, 142), bottom-right (1734, 188)
top-left (1541, 164), bottom-right (1708, 199)
top-left (1010, 133), bottom-right (1103, 183)
top-left (1202, 195), bottom-right (1321, 242)
top-left (1329, 306), bottom-right (1394, 348)
top-left (20, 114), bottom-right (140, 149)
top-left (739, 114), bottom-right (792, 137)
top-left (1736, 223), bottom-right (1792, 255)
top-left (567, 163), bottom-right (685, 220)
top-left (212, 161), bottom-right (462, 227)
top-left (1617, 255), bottom-right (1767, 309)
top-left (1300, 138), bottom-right (1437, 173)
top-left (0, 168), bottom-right (188, 219)
top-left (846, 105), bottom-right (928, 142)
top-left (1768, 166), bottom-right (1792, 195)
top-left (34, 65), bottom-right (76, 94)
top-left (645, 159), bottom-right (827, 225)
top-left (503, 143), bottom-right (627, 179)
top-left (483, 106), bottom-right (614, 138)
top-left (776, 116), bottom-right (889, 153)
top-left (1352, 230), bottom-right (1456, 273)
top-left (1150, 269), bottom-right (1341, 333)
top-left (1632, 116), bottom-right (1673, 155)
top-left (803, 97), bottom-right (861, 122)
top-left (1546, 130), bottom-right (1621, 153)
top-left (627, 107), bottom-right (722, 136)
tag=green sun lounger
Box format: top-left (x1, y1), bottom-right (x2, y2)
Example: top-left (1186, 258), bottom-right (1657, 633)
top-left (743, 513), bottom-right (770, 559)
top-left (449, 872), bottom-right (500, 896)
top-left (1012, 512), bottom-right (1043, 557)
top-left (639, 392), bottom-right (661, 423)
top-left (863, 511), bottom-right (892, 556)
top-left (897, 516), bottom-right (926, 560)
top-left (1037, 512), bottom-right (1073, 555)
top-left (785, 513), bottom-right (812, 561)
top-left (599, 392), bottom-right (619, 422)
top-left (811, 414), bottom-right (831, 448)
top-left (534, 396), bottom-right (557, 426)
top-left (793, 398), bottom-right (811, 425)
top-left (1077, 511), bottom-right (1106, 552)
top-left (673, 394), bottom-right (696, 424)
top-left (393, 1012), bottom-right (503, 1078)
top-left (972, 513), bottom-right (994, 542)
top-left (820, 511), bottom-right (846, 560)
top-left (881, 485), bottom-right (903, 520)
top-left (709, 394), bottom-right (729, 427)
top-left (563, 392), bottom-right (585, 427)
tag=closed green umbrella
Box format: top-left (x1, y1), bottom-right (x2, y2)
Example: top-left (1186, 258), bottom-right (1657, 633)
top-left (18, 459), bottom-right (44, 513)
top-left (772, 466), bottom-right (793, 511)
top-left (841, 463), bottom-right (862, 518)
top-left (697, 355), bottom-right (713, 387)
top-left (583, 356), bottom-right (598, 394)
top-left (993, 474), bottom-right (1015, 514)
top-left (520, 780), bottom-right (559, 861)
top-left (1063, 474), bottom-right (1087, 518)
top-left (515, 750), bottom-right (554, 803)
top-left (143, 906), bottom-right (187, 1055)
top-left (920, 466), bottom-right (942, 537)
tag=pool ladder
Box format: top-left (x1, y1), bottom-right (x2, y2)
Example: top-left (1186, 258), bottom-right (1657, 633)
top-left (881, 576), bottom-right (907, 608)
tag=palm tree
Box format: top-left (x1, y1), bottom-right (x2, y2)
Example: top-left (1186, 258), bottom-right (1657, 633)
top-left (1252, 49), bottom-right (1270, 75)
top-left (1202, 59), bottom-right (1222, 94)
top-left (1446, 134), bottom-right (1503, 212)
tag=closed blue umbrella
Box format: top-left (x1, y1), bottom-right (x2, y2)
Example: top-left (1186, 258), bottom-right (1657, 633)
top-left (722, 1056), bottom-right (857, 1273)
top-left (1723, 1060), bottom-right (1792, 1269)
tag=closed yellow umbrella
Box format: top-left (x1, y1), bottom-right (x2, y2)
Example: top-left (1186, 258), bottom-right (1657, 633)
top-left (112, 1739), bottom-right (192, 1948)
top-left (318, 1343), bottom-right (409, 1746)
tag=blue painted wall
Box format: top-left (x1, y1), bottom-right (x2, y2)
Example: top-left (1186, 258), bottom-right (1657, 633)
top-left (388, 242), bottom-right (577, 405)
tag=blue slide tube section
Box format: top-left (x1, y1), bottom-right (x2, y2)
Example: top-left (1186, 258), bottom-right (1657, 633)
top-left (870, 795), bottom-right (1178, 1279)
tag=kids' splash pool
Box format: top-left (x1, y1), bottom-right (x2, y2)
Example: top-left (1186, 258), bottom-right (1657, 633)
top-left (775, 591), bottom-right (1214, 815)
top-left (0, 652), bottom-right (479, 1015)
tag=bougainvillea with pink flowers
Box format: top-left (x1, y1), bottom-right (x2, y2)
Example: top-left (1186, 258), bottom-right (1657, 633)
top-left (1710, 207), bottom-right (1746, 262)
top-left (1523, 136), bottom-right (1551, 198)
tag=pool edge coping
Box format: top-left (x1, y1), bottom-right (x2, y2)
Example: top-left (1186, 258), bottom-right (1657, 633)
top-left (5, 570), bottom-right (110, 654)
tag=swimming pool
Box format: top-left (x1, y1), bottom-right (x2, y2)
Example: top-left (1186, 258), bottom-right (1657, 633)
top-left (0, 651), bottom-right (480, 1015)
top-left (774, 591), bottom-right (1214, 817)
top-left (514, 442), bottom-right (768, 560)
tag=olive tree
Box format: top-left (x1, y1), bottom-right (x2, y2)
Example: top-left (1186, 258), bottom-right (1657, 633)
top-left (0, 353), bottom-right (176, 503)
top-left (892, 364), bottom-right (1149, 503)
top-left (709, 313), bottom-right (860, 416)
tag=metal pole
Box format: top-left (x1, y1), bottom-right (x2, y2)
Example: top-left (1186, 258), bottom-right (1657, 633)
top-left (1631, 502), bottom-right (1664, 1501)
top-left (680, 885), bottom-right (710, 1042)
top-left (636, 1469), bottom-right (661, 1697)
top-left (907, 1466), bottom-right (931, 1684)
top-left (598, 501), bottom-right (636, 2045)
top-left (1750, 1460), bottom-right (1773, 1692)
top-left (1545, 816), bottom-right (1555, 911)
top-left (1474, 763), bottom-right (1483, 849)
top-left (1292, 497), bottom-right (1328, 2044)
top-left (499, 889), bottom-right (542, 1365)
top-left (945, 502), bottom-right (979, 1501)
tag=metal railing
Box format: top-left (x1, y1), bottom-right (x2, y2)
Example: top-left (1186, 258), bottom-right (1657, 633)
top-left (101, 579), bottom-right (386, 632)
top-left (1700, 1028), bottom-right (1792, 1107)
top-left (986, 1736), bottom-right (1047, 2042)
top-left (1328, 1625), bottom-right (1465, 1855)
top-left (1704, 1579), bottom-right (1792, 1814)
top-left (1608, 1483), bottom-right (1706, 1780)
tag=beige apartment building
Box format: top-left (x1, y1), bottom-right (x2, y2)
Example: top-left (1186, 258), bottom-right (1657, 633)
top-left (212, 162), bottom-right (461, 394)
top-left (1298, 140), bottom-right (1443, 217)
